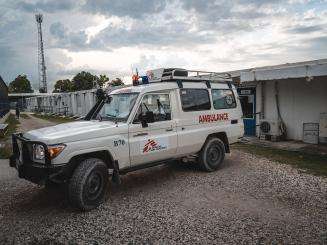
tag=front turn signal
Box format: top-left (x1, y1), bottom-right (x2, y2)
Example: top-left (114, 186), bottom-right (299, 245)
top-left (48, 144), bottom-right (66, 159)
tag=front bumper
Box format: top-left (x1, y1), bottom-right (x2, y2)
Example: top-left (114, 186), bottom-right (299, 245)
top-left (10, 133), bottom-right (68, 184)
top-left (9, 156), bottom-right (67, 184)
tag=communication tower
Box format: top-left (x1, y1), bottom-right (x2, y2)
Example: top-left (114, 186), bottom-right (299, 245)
top-left (35, 13), bottom-right (47, 93)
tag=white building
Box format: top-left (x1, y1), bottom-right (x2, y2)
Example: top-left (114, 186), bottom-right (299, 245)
top-left (25, 89), bottom-right (98, 117)
top-left (228, 59), bottom-right (327, 144)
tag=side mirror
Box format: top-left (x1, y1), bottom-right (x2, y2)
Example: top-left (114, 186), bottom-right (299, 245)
top-left (145, 111), bottom-right (155, 123)
top-left (138, 114), bottom-right (148, 128)
top-left (140, 116), bottom-right (148, 128)
top-left (138, 111), bottom-right (155, 128)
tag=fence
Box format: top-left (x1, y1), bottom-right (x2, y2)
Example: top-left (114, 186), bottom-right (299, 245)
top-left (25, 89), bottom-right (98, 117)
top-left (33, 106), bottom-right (69, 116)
top-left (24, 87), bottom-right (123, 117)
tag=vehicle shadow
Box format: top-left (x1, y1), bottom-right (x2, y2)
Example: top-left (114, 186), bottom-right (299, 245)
top-left (4, 184), bottom-right (69, 213)
top-left (5, 160), bottom-right (201, 213)
top-left (110, 160), bottom-right (200, 194)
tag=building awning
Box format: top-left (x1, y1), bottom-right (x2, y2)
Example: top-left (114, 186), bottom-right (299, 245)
top-left (240, 59), bottom-right (327, 82)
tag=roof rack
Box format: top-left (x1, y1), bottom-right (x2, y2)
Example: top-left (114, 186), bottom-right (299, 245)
top-left (147, 68), bottom-right (233, 89)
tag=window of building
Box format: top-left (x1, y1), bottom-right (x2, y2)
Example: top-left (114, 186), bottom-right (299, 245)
top-left (212, 89), bottom-right (236, 109)
top-left (134, 93), bottom-right (171, 123)
top-left (180, 89), bottom-right (211, 112)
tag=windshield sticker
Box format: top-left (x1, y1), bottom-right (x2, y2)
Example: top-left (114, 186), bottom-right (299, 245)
top-left (142, 138), bottom-right (168, 154)
top-left (199, 113), bottom-right (229, 123)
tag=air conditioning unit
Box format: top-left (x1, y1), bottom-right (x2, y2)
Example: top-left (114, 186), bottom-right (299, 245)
top-left (259, 119), bottom-right (283, 140)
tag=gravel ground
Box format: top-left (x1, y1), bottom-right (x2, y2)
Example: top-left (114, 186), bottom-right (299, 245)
top-left (0, 151), bottom-right (326, 244)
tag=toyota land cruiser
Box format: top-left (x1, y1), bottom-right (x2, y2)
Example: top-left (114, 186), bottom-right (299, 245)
top-left (9, 68), bottom-right (244, 211)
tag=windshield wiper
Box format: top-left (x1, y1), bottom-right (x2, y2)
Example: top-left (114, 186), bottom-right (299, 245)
top-left (106, 114), bottom-right (117, 118)
top-left (104, 115), bottom-right (125, 123)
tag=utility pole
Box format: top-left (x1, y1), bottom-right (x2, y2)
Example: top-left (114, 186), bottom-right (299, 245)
top-left (35, 13), bottom-right (47, 93)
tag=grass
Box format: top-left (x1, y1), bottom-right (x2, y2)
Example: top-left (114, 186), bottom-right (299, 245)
top-left (0, 144), bottom-right (12, 159)
top-left (232, 143), bottom-right (327, 177)
top-left (0, 114), bottom-right (20, 140)
top-left (32, 113), bottom-right (75, 124)
top-left (0, 114), bottom-right (20, 159)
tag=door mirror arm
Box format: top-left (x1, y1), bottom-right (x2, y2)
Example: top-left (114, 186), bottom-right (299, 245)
top-left (138, 114), bottom-right (148, 128)
top-left (141, 119), bottom-right (148, 128)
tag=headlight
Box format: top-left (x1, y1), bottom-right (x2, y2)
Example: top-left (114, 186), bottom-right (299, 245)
top-left (33, 144), bottom-right (45, 161)
top-left (48, 144), bottom-right (66, 159)
top-left (32, 143), bottom-right (66, 163)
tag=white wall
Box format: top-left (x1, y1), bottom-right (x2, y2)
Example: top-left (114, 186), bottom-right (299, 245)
top-left (256, 77), bottom-right (327, 141)
top-left (25, 89), bottom-right (98, 117)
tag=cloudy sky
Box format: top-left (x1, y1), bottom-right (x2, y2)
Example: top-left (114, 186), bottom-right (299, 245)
top-left (0, 0), bottom-right (326, 90)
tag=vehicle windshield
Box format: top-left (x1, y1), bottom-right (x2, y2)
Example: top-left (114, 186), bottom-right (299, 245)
top-left (97, 93), bottom-right (139, 122)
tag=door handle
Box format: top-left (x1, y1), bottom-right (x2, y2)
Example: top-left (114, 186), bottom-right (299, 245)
top-left (166, 128), bottom-right (173, 132)
top-left (133, 132), bottom-right (148, 137)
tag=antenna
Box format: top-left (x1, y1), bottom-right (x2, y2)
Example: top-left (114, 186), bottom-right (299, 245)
top-left (35, 13), bottom-right (47, 93)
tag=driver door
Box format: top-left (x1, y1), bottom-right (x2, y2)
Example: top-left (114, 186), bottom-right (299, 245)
top-left (128, 91), bottom-right (177, 166)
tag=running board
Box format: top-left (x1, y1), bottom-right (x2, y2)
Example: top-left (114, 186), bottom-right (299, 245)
top-left (119, 159), bottom-right (174, 175)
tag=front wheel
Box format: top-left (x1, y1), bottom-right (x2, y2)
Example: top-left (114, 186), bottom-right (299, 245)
top-left (198, 138), bottom-right (225, 172)
top-left (68, 158), bottom-right (108, 211)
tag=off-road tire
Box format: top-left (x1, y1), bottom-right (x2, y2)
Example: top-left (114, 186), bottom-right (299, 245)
top-left (68, 158), bottom-right (108, 211)
top-left (198, 138), bottom-right (225, 172)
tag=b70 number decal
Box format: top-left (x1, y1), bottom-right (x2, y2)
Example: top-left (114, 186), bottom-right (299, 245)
top-left (114, 139), bottom-right (126, 147)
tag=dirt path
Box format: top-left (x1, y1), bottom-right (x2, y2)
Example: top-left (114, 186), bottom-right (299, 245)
top-left (1, 113), bottom-right (56, 157)
top-left (17, 113), bottom-right (56, 133)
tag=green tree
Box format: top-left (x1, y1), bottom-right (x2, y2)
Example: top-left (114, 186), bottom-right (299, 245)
top-left (72, 71), bottom-right (98, 91)
top-left (109, 78), bottom-right (124, 87)
top-left (8, 75), bottom-right (34, 93)
top-left (53, 79), bottom-right (73, 93)
top-left (97, 74), bottom-right (109, 88)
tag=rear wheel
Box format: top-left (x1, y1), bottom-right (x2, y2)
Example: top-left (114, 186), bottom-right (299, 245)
top-left (68, 158), bottom-right (108, 211)
top-left (198, 138), bottom-right (225, 172)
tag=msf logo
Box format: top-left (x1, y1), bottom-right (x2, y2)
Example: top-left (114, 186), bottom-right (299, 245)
top-left (143, 139), bottom-right (167, 153)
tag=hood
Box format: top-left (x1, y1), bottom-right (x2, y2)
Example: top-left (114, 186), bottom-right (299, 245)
top-left (24, 120), bottom-right (119, 144)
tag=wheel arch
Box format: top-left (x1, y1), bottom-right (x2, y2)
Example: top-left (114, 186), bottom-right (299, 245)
top-left (65, 150), bottom-right (114, 178)
top-left (206, 132), bottom-right (230, 153)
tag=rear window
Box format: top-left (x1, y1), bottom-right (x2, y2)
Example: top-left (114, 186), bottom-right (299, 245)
top-left (212, 89), bottom-right (236, 109)
top-left (180, 89), bottom-right (211, 111)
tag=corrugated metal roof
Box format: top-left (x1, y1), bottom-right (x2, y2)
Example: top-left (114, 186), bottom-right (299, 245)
top-left (241, 59), bottom-right (327, 82)
top-left (218, 58), bottom-right (327, 82)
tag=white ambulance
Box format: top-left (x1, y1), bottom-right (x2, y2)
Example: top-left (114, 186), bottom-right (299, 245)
top-left (10, 68), bottom-right (244, 211)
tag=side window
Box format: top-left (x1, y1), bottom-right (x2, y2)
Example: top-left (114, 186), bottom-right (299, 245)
top-left (180, 89), bottom-right (211, 112)
top-left (135, 93), bottom-right (171, 123)
top-left (212, 89), bottom-right (236, 109)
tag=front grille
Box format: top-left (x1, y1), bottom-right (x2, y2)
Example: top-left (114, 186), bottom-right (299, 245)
top-left (13, 136), bottom-right (31, 165)
top-left (12, 133), bottom-right (51, 165)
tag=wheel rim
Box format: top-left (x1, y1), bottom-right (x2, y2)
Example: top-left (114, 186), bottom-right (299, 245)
top-left (207, 145), bottom-right (221, 166)
top-left (85, 171), bottom-right (103, 201)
